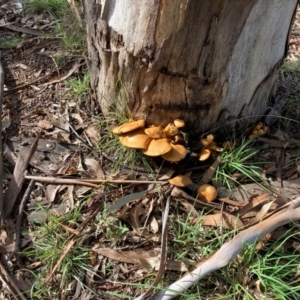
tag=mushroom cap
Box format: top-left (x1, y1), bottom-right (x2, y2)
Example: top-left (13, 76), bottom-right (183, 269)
top-left (254, 122), bottom-right (263, 130)
top-left (174, 119), bottom-right (185, 128)
top-left (199, 148), bottom-right (211, 161)
top-left (119, 128), bottom-right (152, 149)
top-left (164, 123), bottom-right (179, 137)
top-left (112, 119), bottom-right (145, 134)
top-left (169, 175), bottom-right (193, 187)
top-left (200, 134), bottom-right (214, 147)
top-left (162, 144), bottom-right (187, 162)
top-left (144, 126), bottom-right (165, 139)
top-left (196, 184), bottom-right (217, 202)
top-left (142, 138), bottom-right (172, 156)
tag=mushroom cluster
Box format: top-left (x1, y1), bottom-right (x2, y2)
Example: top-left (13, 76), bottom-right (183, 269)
top-left (248, 122), bottom-right (269, 139)
top-left (112, 119), bottom-right (187, 162)
top-left (199, 134), bottom-right (223, 161)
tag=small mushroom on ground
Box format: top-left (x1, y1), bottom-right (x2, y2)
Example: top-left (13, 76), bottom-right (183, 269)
top-left (199, 134), bottom-right (223, 161)
top-left (173, 119), bottom-right (185, 128)
top-left (199, 148), bottom-right (211, 161)
top-left (196, 184), bottom-right (217, 202)
top-left (248, 122), bottom-right (269, 139)
top-left (142, 138), bottom-right (172, 156)
top-left (112, 119), bottom-right (145, 134)
top-left (200, 134), bottom-right (214, 147)
top-left (119, 128), bottom-right (152, 149)
top-left (169, 175), bottom-right (193, 187)
top-left (164, 123), bottom-right (179, 137)
top-left (162, 144), bottom-right (187, 162)
top-left (144, 126), bottom-right (165, 139)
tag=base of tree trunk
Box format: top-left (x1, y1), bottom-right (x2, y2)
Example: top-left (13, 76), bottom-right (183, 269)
top-left (85, 0), bottom-right (297, 135)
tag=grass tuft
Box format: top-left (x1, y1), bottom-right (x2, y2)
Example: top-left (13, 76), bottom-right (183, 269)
top-left (214, 138), bottom-right (264, 189)
top-left (21, 205), bottom-right (97, 299)
top-left (22, 0), bottom-right (68, 16)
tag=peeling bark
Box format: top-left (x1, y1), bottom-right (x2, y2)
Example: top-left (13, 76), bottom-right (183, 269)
top-left (85, 0), bottom-right (297, 134)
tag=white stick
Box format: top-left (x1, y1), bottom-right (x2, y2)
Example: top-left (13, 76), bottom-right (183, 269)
top-left (135, 197), bottom-right (300, 300)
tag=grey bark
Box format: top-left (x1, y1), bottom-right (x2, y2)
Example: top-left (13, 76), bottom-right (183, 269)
top-left (85, 0), bottom-right (297, 134)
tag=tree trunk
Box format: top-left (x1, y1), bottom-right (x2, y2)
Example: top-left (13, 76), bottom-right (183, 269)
top-left (85, 0), bottom-right (297, 134)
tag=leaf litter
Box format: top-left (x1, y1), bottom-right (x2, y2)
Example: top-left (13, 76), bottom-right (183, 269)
top-left (0, 1), bottom-right (300, 300)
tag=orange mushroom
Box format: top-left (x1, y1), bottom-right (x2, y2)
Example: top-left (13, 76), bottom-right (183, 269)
top-left (173, 119), bottom-right (185, 128)
top-left (112, 119), bottom-right (145, 134)
top-left (144, 126), bottom-right (164, 139)
top-left (199, 148), bottom-right (211, 161)
top-left (248, 122), bottom-right (269, 139)
top-left (142, 138), bottom-right (172, 156)
top-left (199, 134), bottom-right (223, 161)
top-left (162, 144), bottom-right (187, 162)
top-left (119, 128), bottom-right (152, 149)
top-left (169, 175), bottom-right (193, 187)
top-left (164, 123), bottom-right (179, 137)
top-left (196, 184), bottom-right (217, 202)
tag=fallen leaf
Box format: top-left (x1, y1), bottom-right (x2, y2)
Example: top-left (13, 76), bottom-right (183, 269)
top-left (45, 184), bottom-right (61, 203)
top-left (201, 212), bottom-right (244, 229)
top-left (38, 119), bottom-right (53, 129)
top-left (250, 200), bottom-right (275, 224)
top-left (71, 113), bottom-right (83, 125)
top-left (84, 157), bottom-right (105, 179)
top-left (95, 248), bottom-right (160, 264)
top-left (85, 126), bottom-right (100, 142)
top-left (233, 193), bottom-right (271, 217)
top-left (108, 191), bottom-right (147, 212)
top-left (150, 216), bottom-right (159, 233)
top-left (140, 257), bottom-right (189, 272)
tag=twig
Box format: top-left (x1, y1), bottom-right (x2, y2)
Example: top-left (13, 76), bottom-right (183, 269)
top-left (24, 175), bottom-right (168, 186)
top-left (7, 180), bottom-right (35, 263)
top-left (0, 57), bottom-right (4, 227)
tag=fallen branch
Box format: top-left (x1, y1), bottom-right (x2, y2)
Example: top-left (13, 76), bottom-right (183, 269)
top-left (3, 134), bottom-right (40, 218)
top-left (136, 197), bottom-right (300, 300)
top-left (25, 175), bottom-right (168, 186)
top-left (7, 180), bottom-right (35, 263)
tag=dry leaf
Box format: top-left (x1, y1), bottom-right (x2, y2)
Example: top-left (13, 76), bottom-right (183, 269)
top-left (150, 216), bottom-right (159, 233)
top-left (140, 257), bottom-right (189, 272)
top-left (95, 248), bottom-right (160, 264)
top-left (45, 184), bottom-right (61, 202)
top-left (234, 193), bottom-right (271, 217)
top-left (38, 119), bottom-right (53, 129)
top-left (85, 126), bottom-right (100, 142)
top-left (250, 200), bottom-right (275, 224)
top-left (84, 157), bottom-right (105, 179)
top-left (71, 113), bottom-right (83, 125)
top-left (201, 212), bottom-right (244, 229)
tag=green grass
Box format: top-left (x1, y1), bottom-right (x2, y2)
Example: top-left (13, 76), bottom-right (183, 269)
top-left (66, 72), bottom-right (90, 103)
top-left (21, 204), bottom-right (96, 299)
top-left (95, 78), bottom-right (154, 174)
top-left (214, 138), bottom-right (265, 189)
top-left (22, 0), bottom-right (68, 15)
top-left (174, 219), bottom-right (300, 300)
top-left (22, 0), bottom-right (87, 56)
top-left (0, 34), bottom-right (23, 49)
top-left (54, 12), bottom-right (87, 55)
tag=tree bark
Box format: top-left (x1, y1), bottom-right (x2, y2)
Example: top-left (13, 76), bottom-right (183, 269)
top-left (85, 0), bottom-right (297, 134)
